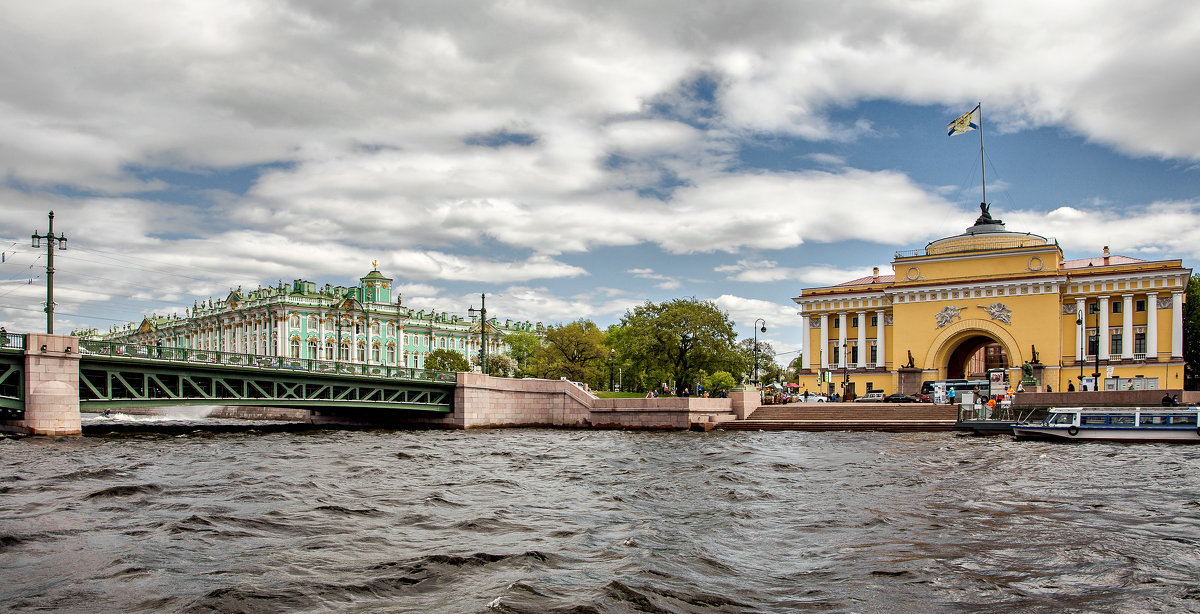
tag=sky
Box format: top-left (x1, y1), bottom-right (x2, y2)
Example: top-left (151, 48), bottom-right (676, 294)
top-left (2, 0), bottom-right (1199, 365)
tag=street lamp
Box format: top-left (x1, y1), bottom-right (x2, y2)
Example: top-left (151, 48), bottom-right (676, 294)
top-left (468, 293), bottom-right (487, 374)
top-left (609, 349), bottom-right (616, 392)
top-left (753, 318), bottom-right (766, 385)
top-left (31, 211), bottom-right (67, 334)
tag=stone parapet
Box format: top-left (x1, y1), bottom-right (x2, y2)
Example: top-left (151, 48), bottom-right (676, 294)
top-left (1013, 389), bottom-right (1199, 410)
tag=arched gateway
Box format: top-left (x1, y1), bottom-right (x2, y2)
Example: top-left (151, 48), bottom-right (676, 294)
top-left (924, 319), bottom-right (1022, 381)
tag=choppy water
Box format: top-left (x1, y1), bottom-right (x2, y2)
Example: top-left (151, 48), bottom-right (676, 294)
top-left (2, 417), bottom-right (1200, 613)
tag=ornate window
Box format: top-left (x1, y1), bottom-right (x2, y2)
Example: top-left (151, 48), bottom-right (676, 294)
top-left (387, 322), bottom-right (395, 337)
top-left (386, 344), bottom-right (396, 364)
top-left (290, 339), bottom-right (300, 358)
top-left (325, 341), bottom-right (334, 360)
top-left (307, 339), bottom-right (318, 358)
top-left (357, 342), bottom-right (366, 362)
top-left (307, 315), bottom-right (318, 329)
top-left (340, 341), bottom-right (350, 361)
top-left (372, 343), bottom-right (381, 362)
top-left (290, 314), bottom-right (301, 328)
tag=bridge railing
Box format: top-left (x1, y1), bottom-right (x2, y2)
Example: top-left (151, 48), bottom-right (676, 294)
top-left (77, 340), bottom-right (457, 384)
top-left (0, 332), bottom-right (26, 352)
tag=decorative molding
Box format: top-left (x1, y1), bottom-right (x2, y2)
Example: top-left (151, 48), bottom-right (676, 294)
top-left (978, 302), bottom-right (1012, 324)
top-left (1062, 303), bottom-right (1079, 315)
top-left (935, 306), bottom-right (966, 328)
top-left (810, 318), bottom-right (822, 329)
top-left (884, 314), bottom-right (894, 326)
top-left (1026, 256), bottom-right (1045, 272)
top-left (1157, 296), bottom-right (1172, 309)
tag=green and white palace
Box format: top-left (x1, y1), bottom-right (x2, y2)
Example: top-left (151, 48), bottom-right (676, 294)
top-left (80, 265), bottom-right (540, 370)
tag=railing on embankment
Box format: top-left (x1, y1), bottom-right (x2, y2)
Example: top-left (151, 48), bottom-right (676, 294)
top-left (718, 403), bottom-right (959, 432)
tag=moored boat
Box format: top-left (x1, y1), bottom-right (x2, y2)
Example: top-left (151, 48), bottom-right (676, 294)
top-left (1012, 407), bottom-right (1200, 442)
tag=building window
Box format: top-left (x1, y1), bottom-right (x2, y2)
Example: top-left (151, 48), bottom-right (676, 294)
top-left (371, 322), bottom-right (380, 336)
top-left (325, 341), bottom-right (334, 360)
top-left (851, 345), bottom-right (859, 363)
top-left (870, 316), bottom-right (878, 327)
top-left (1111, 333), bottom-right (1122, 355)
top-left (869, 344), bottom-right (878, 364)
top-left (290, 339), bottom-right (300, 358)
top-left (1134, 332), bottom-right (1147, 354)
top-left (1112, 301), bottom-right (1122, 313)
top-left (307, 315), bottom-right (318, 329)
top-left (387, 323), bottom-right (395, 336)
top-left (833, 319), bottom-right (839, 329)
top-left (386, 345), bottom-right (396, 364)
top-left (851, 316), bottom-right (859, 327)
top-left (1087, 333), bottom-right (1098, 357)
top-left (1088, 302), bottom-right (1099, 314)
top-left (357, 343), bottom-right (366, 362)
top-left (340, 342), bottom-right (350, 360)
top-left (307, 339), bottom-right (317, 358)
top-left (1135, 300), bottom-right (1146, 312)
top-left (372, 344), bottom-right (381, 362)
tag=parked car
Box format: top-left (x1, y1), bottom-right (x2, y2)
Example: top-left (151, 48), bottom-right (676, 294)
top-left (803, 394), bottom-right (829, 403)
top-left (883, 393), bottom-right (918, 403)
top-left (855, 391), bottom-right (886, 403)
top-left (912, 393), bottom-right (932, 403)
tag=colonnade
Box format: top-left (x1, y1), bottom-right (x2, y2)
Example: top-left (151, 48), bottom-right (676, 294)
top-left (799, 310), bottom-right (887, 371)
top-left (1073, 291), bottom-right (1184, 361)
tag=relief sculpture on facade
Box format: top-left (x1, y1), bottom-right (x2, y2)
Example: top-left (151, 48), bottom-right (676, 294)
top-left (934, 306), bottom-right (966, 328)
top-left (978, 302), bottom-right (1012, 324)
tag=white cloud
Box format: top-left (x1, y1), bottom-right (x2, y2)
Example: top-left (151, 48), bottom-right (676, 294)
top-left (716, 259), bottom-right (879, 286)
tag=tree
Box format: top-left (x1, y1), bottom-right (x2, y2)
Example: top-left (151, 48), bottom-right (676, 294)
top-left (738, 338), bottom-right (780, 384)
top-left (1184, 274), bottom-right (1200, 389)
top-left (613, 297), bottom-right (739, 394)
top-left (425, 348), bottom-right (470, 372)
top-left (504, 330), bottom-right (542, 376)
top-left (473, 352), bottom-right (516, 377)
top-left (704, 371), bottom-right (737, 394)
top-left (537, 320), bottom-right (608, 386)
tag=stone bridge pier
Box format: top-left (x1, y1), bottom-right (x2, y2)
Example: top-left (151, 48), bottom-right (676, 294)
top-left (4, 334), bottom-right (81, 436)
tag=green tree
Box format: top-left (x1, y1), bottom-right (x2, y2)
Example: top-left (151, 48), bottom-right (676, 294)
top-left (425, 348), bottom-right (470, 372)
top-left (738, 338), bottom-right (779, 384)
top-left (1184, 274), bottom-right (1200, 389)
top-left (704, 371), bottom-right (737, 394)
top-left (537, 320), bottom-right (608, 386)
top-left (472, 352), bottom-right (517, 377)
top-left (614, 297), bottom-right (739, 393)
top-left (504, 330), bottom-right (542, 376)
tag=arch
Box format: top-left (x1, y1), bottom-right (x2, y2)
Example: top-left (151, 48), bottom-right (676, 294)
top-left (923, 319), bottom-right (1024, 377)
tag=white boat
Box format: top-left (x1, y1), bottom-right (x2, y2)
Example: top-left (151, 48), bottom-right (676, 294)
top-left (1012, 407), bottom-right (1200, 442)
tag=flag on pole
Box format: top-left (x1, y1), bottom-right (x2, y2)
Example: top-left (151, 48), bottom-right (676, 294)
top-left (947, 105), bottom-right (980, 136)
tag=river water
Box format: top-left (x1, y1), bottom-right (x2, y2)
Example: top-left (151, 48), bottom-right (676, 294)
top-left (2, 415), bottom-right (1199, 613)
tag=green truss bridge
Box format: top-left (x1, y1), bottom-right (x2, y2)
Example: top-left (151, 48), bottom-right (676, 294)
top-left (0, 335), bottom-right (456, 420)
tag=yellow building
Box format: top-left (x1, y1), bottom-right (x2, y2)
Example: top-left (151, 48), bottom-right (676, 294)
top-left (792, 207), bottom-right (1191, 397)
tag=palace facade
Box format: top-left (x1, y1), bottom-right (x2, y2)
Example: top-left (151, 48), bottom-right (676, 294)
top-left (793, 208), bottom-right (1191, 396)
top-left (84, 266), bottom-right (540, 370)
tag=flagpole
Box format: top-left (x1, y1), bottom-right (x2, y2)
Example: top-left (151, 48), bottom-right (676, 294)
top-left (977, 102), bottom-right (986, 205)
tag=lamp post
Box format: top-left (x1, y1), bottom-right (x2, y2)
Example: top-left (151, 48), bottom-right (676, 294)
top-left (1094, 333), bottom-right (1102, 392)
top-left (468, 293), bottom-right (487, 374)
top-left (752, 318), bottom-right (766, 385)
top-left (842, 342), bottom-right (849, 401)
top-left (31, 211), bottom-right (67, 334)
top-left (609, 349), bottom-right (616, 391)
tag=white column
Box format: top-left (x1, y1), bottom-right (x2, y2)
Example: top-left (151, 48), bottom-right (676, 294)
top-left (365, 314), bottom-right (372, 364)
top-left (317, 312), bottom-right (325, 359)
top-left (1121, 294), bottom-right (1134, 359)
top-left (876, 310), bottom-right (886, 369)
top-left (838, 313), bottom-right (848, 368)
top-left (800, 314), bottom-right (811, 370)
top-left (1146, 292), bottom-right (1158, 359)
top-left (1075, 298), bottom-right (1086, 360)
top-left (819, 314), bottom-right (829, 369)
top-left (1172, 290), bottom-right (1184, 358)
top-left (1098, 296), bottom-right (1110, 360)
top-left (856, 311), bottom-right (867, 369)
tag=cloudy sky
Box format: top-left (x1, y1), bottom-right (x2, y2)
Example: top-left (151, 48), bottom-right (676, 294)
top-left (2, 0), bottom-right (1198, 361)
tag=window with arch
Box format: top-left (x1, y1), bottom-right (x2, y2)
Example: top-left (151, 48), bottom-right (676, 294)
top-left (386, 344), bottom-right (396, 364)
top-left (307, 339), bottom-right (318, 358)
top-left (439, 337), bottom-right (446, 349)
top-left (289, 314), bottom-right (301, 328)
top-left (340, 341), bottom-right (350, 361)
top-left (290, 339), bottom-right (300, 358)
top-left (371, 322), bottom-right (380, 336)
top-left (324, 341), bottom-right (334, 360)
top-left (387, 322), bottom-right (395, 337)
top-left (307, 315), bottom-right (318, 329)
top-left (372, 344), bottom-right (381, 362)
top-left (357, 343), bottom-right (367, 362)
